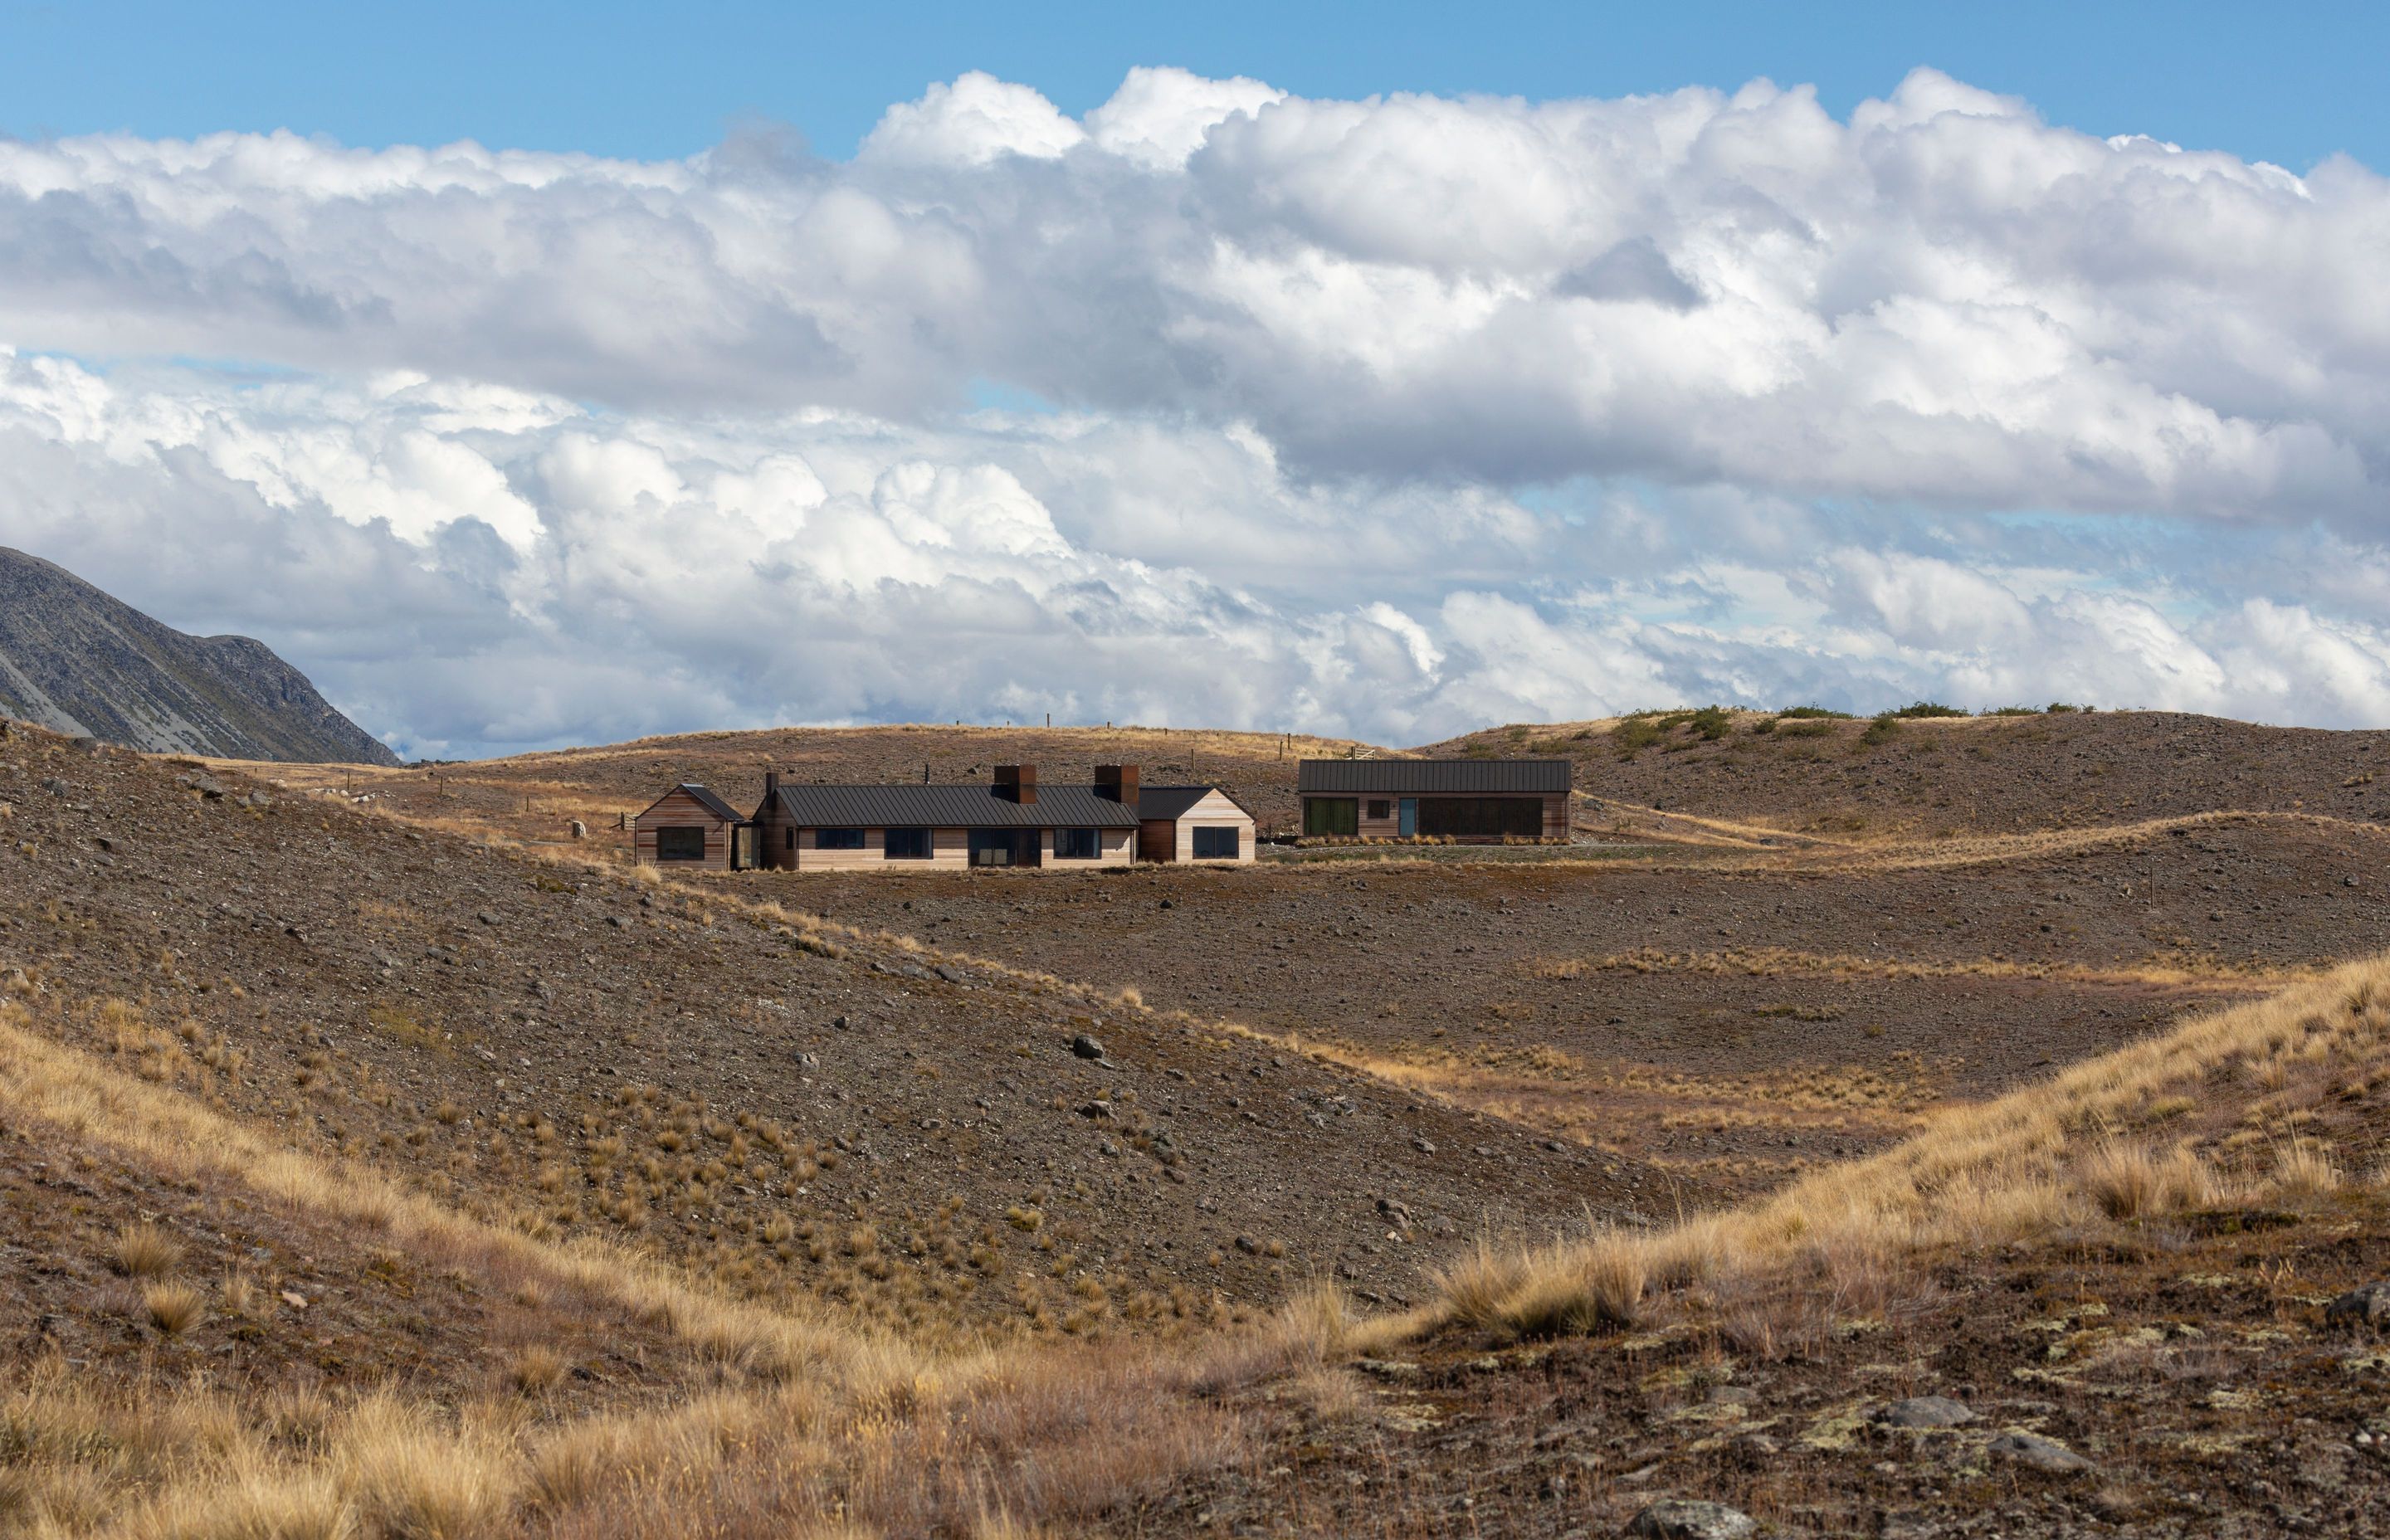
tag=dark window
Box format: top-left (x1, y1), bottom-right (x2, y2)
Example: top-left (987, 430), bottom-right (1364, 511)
top-left (884, 827), bottom-right (932, 860)
top-left (1193, 826), bottom-right (1240, 860)
top-left (1304, 797), bottom-right (1358, 836)
top-left (785, 827), bottom-right (795, 850)
top-left (655, 826), bottom-right (707, 861)
top-left (969, 829), bottom-right (1037, 867)
top-left (1415, 797), bottom-right (1543, 839)
top-left (1367, 799), bottom-right (1390, 821)
top-left (1055, 828), bottom-right (1100, 860)
top-left (817, 828), bottom-right (866, 850)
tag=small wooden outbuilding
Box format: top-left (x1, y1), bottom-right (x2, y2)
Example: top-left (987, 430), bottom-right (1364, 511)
top-left (1130, 768), bottom-right (1257, 864)
top-left (633, 783), bottom-right (751, 870)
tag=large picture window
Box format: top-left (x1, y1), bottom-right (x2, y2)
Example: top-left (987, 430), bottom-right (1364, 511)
top-left (968, 829), bottom-right (1038, 867)
top-left (655, 826), bottom-right (707, 861)
top-left (817, 828), bottom-right (866, 850)
top-left (1055, 828), bottom-right (1100, 860)
top-left (1193, 826), bottom-right (1240, 860)
top-left (884, 828), bottom-right (932, 860)
top-left (1303, 797), bottom-right (1358, 836)
top-left (1415, 797), bottom-right (1543, 839)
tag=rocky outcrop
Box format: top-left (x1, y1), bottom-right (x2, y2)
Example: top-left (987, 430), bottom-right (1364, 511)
top-left (0, 548), bottom-right (395, 765)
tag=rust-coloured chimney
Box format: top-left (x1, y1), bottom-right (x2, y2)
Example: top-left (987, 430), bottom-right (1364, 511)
top-left (994, 763), bottom-right (1037, 804)
top-left (1095, 763), bottom-right (1139, 806)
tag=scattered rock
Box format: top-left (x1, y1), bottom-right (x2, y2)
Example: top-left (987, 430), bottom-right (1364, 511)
top-left (568, 820), bottom-right (587, 839)
top-left (1158, 898), bottom-right (1174, 909)
top-left (1872, 1396), bottom-right (1977, 1429)
top-left (1988, 1430), bottom-right (2095, 1474)
top-left (1411, 1137), bottom-right (1436, 1154)
top-left (2327, 1281), bottom-right (2390, 1329)
top-left (245, 791), bottom-right (271, 808)
top-left (476, 912), bottom-right (500, 927)
top-left (279, 1290), bottom-right (309, 1310)
top-left (1625, 1499), bottom-right (1756, 1540)
top-left (1071, 1033), bottom-right (1106, 1060)
top-left (41, 777), bottom-right (68, 797)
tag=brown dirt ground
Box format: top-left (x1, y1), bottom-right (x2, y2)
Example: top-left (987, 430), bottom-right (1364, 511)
top-left (0, 725), bottom-right (1641, 1356)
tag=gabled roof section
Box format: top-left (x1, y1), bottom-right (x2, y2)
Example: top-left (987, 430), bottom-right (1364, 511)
top-left (1295, 758), bottom-right (1573, 795)
top-left (638, 782), bottom-right (744, 823)
top-left (1137, 784), bottom-right (1255, 821)
top-left (771, 783), bottom-right (1141, 829)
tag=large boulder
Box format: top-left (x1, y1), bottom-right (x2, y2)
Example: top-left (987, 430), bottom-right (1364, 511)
top-left (2327, 1281), bottom-right (2390, 1328)
top-left (1988, 1430), bottom-right (2095, 1474)
top-left (1872, 1396), bottom-right (1977, 1429)
top-left (1627, 1500), bottom-right (1758, 1540)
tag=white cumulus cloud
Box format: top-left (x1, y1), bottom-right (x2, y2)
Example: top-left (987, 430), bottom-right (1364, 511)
top-left (2, 66), bottom-right (2390, 753)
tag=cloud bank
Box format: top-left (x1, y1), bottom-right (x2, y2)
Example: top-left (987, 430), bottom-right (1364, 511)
top-left (2, 64), bottom-right (2388, 754)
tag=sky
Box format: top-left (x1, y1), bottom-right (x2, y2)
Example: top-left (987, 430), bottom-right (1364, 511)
top-left (3, 3), bottom-right (2390, 756)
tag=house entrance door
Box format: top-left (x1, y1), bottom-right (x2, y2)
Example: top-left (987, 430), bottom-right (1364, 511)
top-left (1398, 798), bottom-right (1417, 837)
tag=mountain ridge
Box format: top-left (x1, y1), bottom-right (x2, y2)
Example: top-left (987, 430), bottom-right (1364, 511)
top-left (0, 546), bottom-right (398, 765)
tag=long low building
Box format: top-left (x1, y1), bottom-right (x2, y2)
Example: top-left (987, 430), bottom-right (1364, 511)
top-left (1295, 757), bottom-right (1572, 841)
top-left (637, 763), bottom-right (1256, 871)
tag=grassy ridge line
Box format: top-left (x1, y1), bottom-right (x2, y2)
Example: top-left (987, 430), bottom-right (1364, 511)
top-left (1532, 945), bottom-right (2314, 990)
top-left (0, 1000), bottom-right (892, 1385)
top-left (1413, 952), bottom-right (2390, 1344)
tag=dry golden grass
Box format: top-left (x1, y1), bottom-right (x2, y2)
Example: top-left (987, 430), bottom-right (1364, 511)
top-left (1534, 944), bottom-right (2308, 990)
top-left (1409, 953), bottom-right (2390, 1346)
top-left (139, 1281), bottom-right (207, 1338)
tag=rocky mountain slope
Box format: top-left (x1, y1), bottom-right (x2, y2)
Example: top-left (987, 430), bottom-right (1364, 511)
top-left (0, 546), bottom-right (396, 764)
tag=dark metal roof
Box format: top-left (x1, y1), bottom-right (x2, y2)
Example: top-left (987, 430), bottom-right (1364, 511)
top-left (1295, 758), bottom-right (1573, 795)
top-left (771, 783), bottom-right (1141, 828)
top-left (639, 782), bottom-right (744, 823)
top-left (1135, 784), bottom-right (1253, 821)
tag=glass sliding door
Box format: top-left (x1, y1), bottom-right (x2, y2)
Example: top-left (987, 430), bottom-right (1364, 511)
top-left (968, 829), bottom-right (1041, 867)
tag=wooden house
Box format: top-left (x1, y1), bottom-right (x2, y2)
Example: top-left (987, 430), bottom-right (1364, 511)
top-left (748, 763), bottom-right (1144, 871)
top-left (633, 783), bottom-right (752, 870)
top-left (1295, 758), bottom-right (1572, 841)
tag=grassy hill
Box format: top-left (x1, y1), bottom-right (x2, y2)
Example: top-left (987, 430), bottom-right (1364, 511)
top-left (9, 710), bottom-right (2390, 1536)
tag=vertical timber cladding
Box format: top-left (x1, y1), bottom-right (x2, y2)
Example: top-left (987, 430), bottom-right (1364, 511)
top-left (1294, 758), bottom-right (1573, 841)
top-left (1134, 784), bottom-right (1257, 862)
top-left (633, 784), bottom-right (744, 870)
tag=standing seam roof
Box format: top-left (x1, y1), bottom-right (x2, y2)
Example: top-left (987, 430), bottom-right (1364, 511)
top-left (640, 783), bottom-right (743, 822)
top-left (1134, 785), bottom-right (1254, 821)
top-left (771, 783), bottom-right (1142, 828)
top-left (1295, 758), bottom-right (1573, 794)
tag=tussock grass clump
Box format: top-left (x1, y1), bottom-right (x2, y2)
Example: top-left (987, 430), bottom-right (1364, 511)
top-left (2080, 1142), bottom-right (2217, 1220)
top-left (1436, 1230), bottom-right (1643, 1342)
top-left (141, 1280), bottom-right (207, 1337)
top-left (112, 1221), bottom-right (185, 1279)
top-left (2267, 1138), bottom-right (2343, 1199)
top-left (510, 1343), bottom-right (570, 1396)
